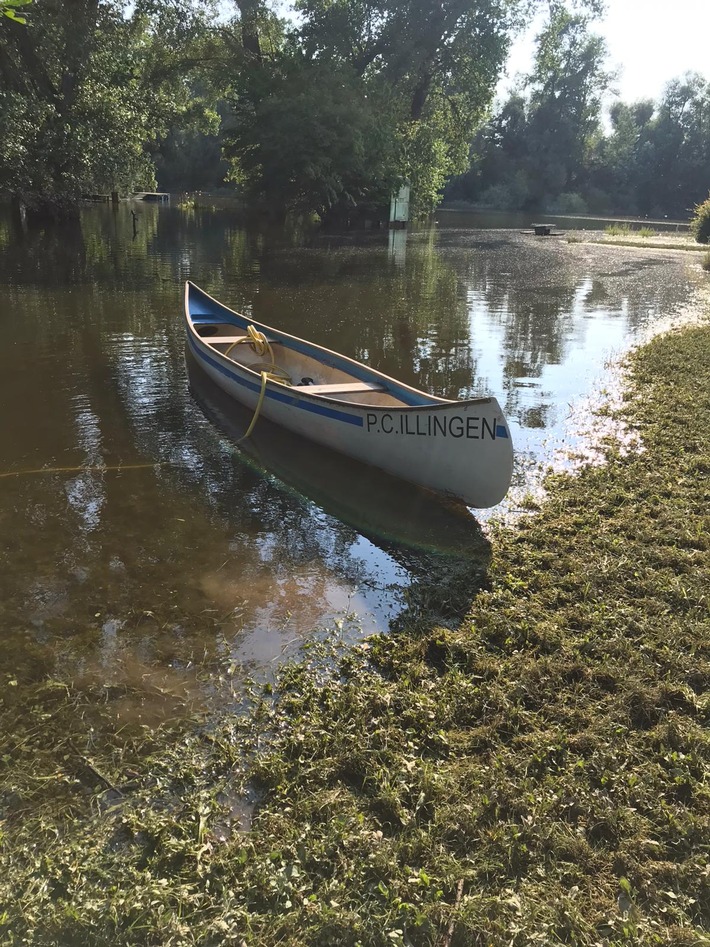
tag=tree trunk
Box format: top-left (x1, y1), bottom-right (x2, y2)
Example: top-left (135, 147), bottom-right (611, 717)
top-left (236, 0), bottom-right (262, 64)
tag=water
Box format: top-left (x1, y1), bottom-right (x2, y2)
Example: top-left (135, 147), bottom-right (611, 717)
top-left (0, 202), bottom-right (702, 717)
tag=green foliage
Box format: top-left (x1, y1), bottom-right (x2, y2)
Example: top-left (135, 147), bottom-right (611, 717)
top-left (447, 10), bottom-right (612, 213)
top-left (518, 9), bottom-right (612, 207)
top-left (224, 57), bottom-right (401, 218)
top-left (0, 0), bottom-right (219, 208)
top-left (226, 0), bottom-right (523, 218)
top-left (7, 0), bottom-right (701, 219)
top-left (547, 191), bottom-right (587, 214)
top-left (690, 193), bottom-right (710, 244)
top-left (400, 102), bottom-right (473, 216)
top-left (0, 0), bottom-right (30, 23)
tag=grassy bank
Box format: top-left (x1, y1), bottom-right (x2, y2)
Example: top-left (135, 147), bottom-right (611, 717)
top-left (2, 321), bottom-right (710, 946)
top-left (568, 231), bottom-right (706, 255)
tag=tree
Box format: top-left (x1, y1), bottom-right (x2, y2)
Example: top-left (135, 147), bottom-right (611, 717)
top-left (296, 0), bottom-right (518, 214)
top-left (223, 56), bottom-right (401, 219)
top-left (223, 0), bottom-right (605, 219)
top-left (641, 74), bottom-right (710, 217)
top-left (690, 193), bottom-right (710, 243)
top-left (445, 6), bottom-right (611, 212)
top-left (445, 93), bottom-right (531, 207)
top-left (1, 0), bottom-right (612, 215)
top-left (0, 0), bottom-right (218, 211)
top-left (520, 7), bottom-right (611, 208)
top-left (585, 99), bottom-right (654, 213)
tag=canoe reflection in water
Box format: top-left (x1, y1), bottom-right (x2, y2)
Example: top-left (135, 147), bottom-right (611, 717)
top-left (186, 351), bottom-right (491, 566)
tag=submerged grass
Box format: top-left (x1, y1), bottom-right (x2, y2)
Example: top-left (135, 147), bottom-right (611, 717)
top-left (2, 321), bottom-right (710, 945)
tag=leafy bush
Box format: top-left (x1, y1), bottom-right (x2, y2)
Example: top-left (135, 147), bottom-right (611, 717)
top-left (549, 192), bottom-right (588, 215)
top-left (690, 193), bottom-right (710, 243)
top-left (478, 183), bottom-right (519, 211)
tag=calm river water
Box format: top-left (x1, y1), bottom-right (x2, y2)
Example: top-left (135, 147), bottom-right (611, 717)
top-left (0, 202), bottom-right (702, 717)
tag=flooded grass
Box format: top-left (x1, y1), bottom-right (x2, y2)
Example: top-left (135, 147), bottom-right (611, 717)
top-left (574, 230), bottom-right (707, 255)
top-left (2, 319), bottom-right (710, 945)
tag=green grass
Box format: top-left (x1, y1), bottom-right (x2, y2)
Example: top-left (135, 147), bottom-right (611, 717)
top-left (2, 322), bottom-right (710, 946)
top-left (604, 223), bottom-right (631, 235)
top-left (604, 224), bottom-right (658, 238)
top-left (583, 236), bottom-right (705, 254)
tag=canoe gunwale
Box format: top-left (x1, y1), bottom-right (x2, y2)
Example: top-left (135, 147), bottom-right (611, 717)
top-left (184, 281), bottom-right (495, 413)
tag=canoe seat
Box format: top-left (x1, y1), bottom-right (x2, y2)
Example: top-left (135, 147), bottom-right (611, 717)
top-left (299, 380), bottom-right (387, 395)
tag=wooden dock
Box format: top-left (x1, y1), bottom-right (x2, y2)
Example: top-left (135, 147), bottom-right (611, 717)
top-left (131, 192), bottom-right (170, 203)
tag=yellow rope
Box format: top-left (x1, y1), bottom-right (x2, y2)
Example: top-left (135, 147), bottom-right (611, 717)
top-left (225, 325), bottom-right (275, 365)
top-left (225, 325), bottom-right (292, 442)
top-left (0, 462), bottom-right (165, 480)
top-left (239, 371), bottom-right (270, 442)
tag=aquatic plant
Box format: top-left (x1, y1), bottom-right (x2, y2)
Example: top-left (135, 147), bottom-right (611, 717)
top-left (691, 194), bottom-right (710, 244)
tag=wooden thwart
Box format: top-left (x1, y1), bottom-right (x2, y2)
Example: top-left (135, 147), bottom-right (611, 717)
top-left (297, 380), bottom-right (387, 395)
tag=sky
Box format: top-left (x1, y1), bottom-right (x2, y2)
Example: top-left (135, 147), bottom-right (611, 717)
top-left (502, 0), bottom-right (710, 105)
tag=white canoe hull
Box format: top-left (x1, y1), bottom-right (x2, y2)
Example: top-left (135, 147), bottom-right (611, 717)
top-left (184, 283), bottom-right (514, 508)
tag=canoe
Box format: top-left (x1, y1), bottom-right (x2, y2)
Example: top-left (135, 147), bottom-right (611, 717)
top-left (184, 281), bottom-right (514, 508)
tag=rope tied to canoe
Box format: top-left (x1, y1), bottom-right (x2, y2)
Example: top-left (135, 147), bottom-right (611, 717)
top-left (225, 325), bottom-right (273, 362)
top-left (224, 325), bottom-right (292, 442)
top-left (0, 462), bottom-right (168, 479)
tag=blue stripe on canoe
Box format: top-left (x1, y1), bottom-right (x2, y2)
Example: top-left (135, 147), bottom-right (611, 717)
top-left (188, 334), bottom-right (365, 427)
top-left (496, 425), bottom-right (509, 438)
